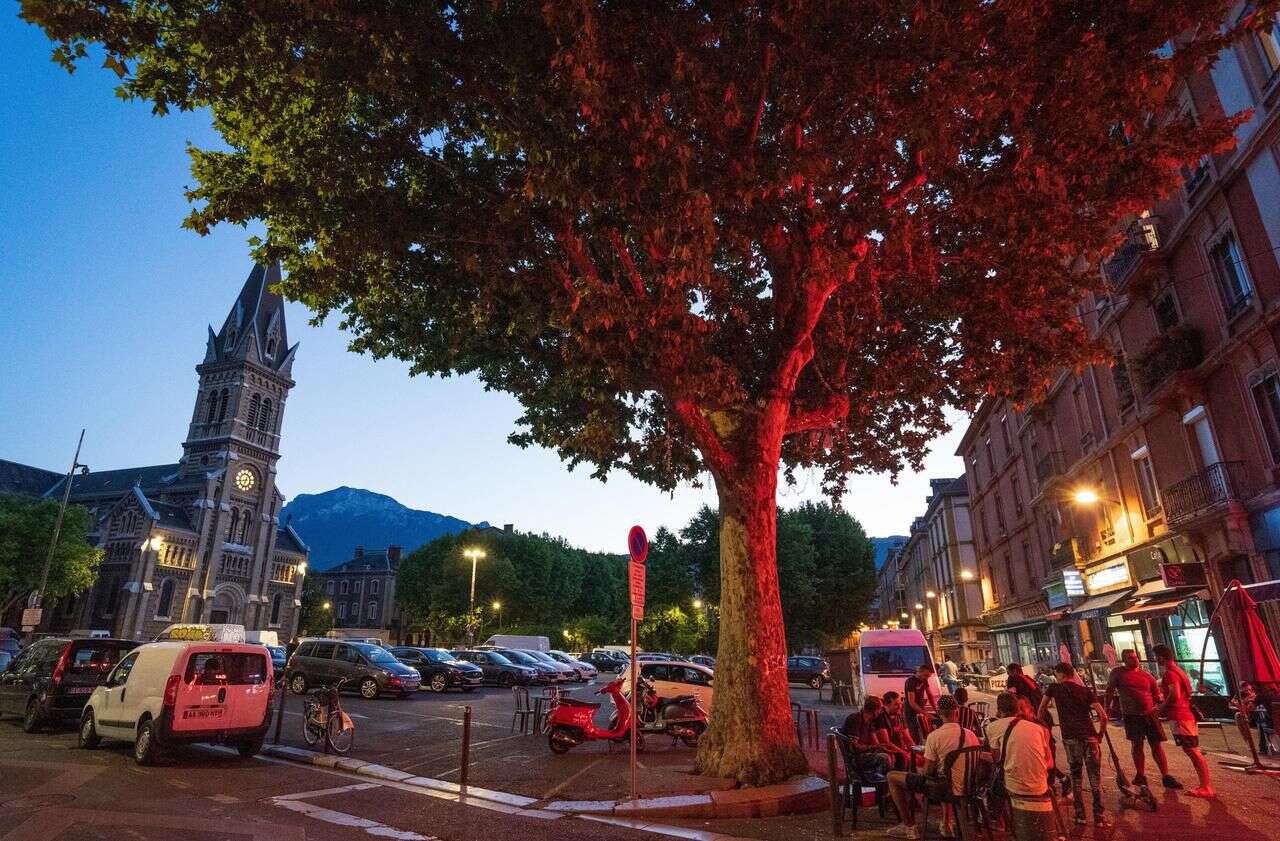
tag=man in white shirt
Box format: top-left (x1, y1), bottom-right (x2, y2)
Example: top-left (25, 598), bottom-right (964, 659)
top-left (885, 695), bottom-right (980, 839)
top-left (986, 692), bottom-right (1056, 841)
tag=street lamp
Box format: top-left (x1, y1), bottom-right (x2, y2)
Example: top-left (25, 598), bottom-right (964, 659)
top-left (900, 612), bottom-right (909, 620)
top-left (322, 601), bottom-right (331, 611)
top-left (463, 547), bottom-right (486, 645)
top-left (492, 600), bottom-right (502, 631)
top-left (1073, 487), bottom-right (1100, 505)
top-left (692, 598), bottom-right (703, 610)
top-left (960, 569), bottom-right (975, 581)
top-left (926, 590), bottom-right (937, 599)
top-left (914, 602), bottom-right (925, 610)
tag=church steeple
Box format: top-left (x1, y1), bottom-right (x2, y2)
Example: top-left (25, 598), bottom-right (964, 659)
top-left (207, 263), bottom-right (298, 377)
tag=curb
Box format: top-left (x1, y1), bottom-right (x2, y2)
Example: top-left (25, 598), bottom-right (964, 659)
top-left (261, 744), bottom-right (829, 819)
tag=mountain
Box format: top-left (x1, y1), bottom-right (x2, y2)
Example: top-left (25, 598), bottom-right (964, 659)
top-left (870, 536), bottom-right (908, 570)
top-left (280, 487), bottom-right (488, 569)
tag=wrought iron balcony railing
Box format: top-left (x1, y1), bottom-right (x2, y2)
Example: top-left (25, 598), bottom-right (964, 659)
top-left (1163, 461), bottom-right (1253, 525)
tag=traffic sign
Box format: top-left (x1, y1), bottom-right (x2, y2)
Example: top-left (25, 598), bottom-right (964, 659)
top-left (21, 607), bottom-right (42, 631)
top-left (628, 525), bottom-right (648, 564)
top-left (629, 562), bottom-right (646, 620)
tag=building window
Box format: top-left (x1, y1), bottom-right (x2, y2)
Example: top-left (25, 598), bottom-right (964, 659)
top-left (1153, 289), bottom-right (1181, 332)
top-left (1208, 231), bottom-right (1253, 319)
top-left (353, 580), bottom-right (362, 594)
top-left (340, 580), bottom-right (349, 595)
top-left (216, 388), bottom-right (229, 422)
top-left (371, 580), bottom-right (380, 595)
top-left (1022, 543), bottom-right (1035, 589)
top-left (1132, 447), bottom-right (1163, 520)
top-left (270, 593), bottom-right (283, 626)
top-left (1255, 13), bottom-right (1280, 82)
top-left (1011, 475), bottom-right (1024, 518)
top-left (994, 493), bottom-right (1007, 536)
top-left (1253, 374), bottom-right (1280, 462)
top-left (104, 576), bottom-right (121, 616)
top-left (204, 391), bottom-right (218, 424)
top-left (326, 581), bottom-right (335, 595)
top-left (984, 436), bottom-right (994, 475)
top-left (967, 450), bottom-right (980, 487)
top-left (999, 416), bottom-right (1012, 456)
top-left (155, 579), bottom-right (175, 619)
top-left (259, 398), bottom-right (273, 432)
top-left (227, 509), bottom-right (240, 542)
top-left (265, 336), bottom-right (277, 358)
top-left (367, 601), bottom-right (377, 620)
top-left (247, 393), bottom-right (260, 429)
top-left (338, 603), bottom-right (347, 620)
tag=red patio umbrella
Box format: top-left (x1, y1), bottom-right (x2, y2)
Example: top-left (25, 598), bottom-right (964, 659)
top-left (1204, 580), bottom-right (1280, 774)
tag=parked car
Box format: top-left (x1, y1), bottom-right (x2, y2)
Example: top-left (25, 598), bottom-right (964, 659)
top-left (577, 651), bottom-right (625, 673)
top-left (286, 639), bottom-right (421, 698)
top-left (0, 636), bottom-right (137, 732)
top-left (786, 656), bottom-right (830, 689)
top-left (690, 655), bottom-right (716, 669)
top-left (546, 650), bottom-right (597, 682)
top-left (521, 649), bottom-right (578, 682)
top-left (620, 660), bottom-right (714, 711)
top-left (265, 645), bottom-right (287, 679)
top-left (637, 652), bottom-right (689, 662)
top-left (451, 649), bottom-right (536, 687)
top-left (490, 648), bottom-right (561, 684)
top-left (391, 647), bottom-right (483, 692)
top-left (79, 641), bottom-right (272, 764)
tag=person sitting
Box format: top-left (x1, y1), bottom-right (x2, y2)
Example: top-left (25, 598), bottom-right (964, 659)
top-left (986, 691), bottom-right (1056, 841)
top-left (884, 695), bottom-right (980, 839)
top-left (953, 686), bottom-right (982, 733)
top-left (904, 664), bottom-right (937, 744)
top-left (199, 656), bottom-right (225, 685)
top-left (880, 691), bottom-right (917, 768)
top-left (839, 696), bottom-right (892, 783)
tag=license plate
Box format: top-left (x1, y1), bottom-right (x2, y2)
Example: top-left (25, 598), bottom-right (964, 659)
top-left (182, 707), bottom-right (225, 720)
top-left (66, 686), bottom-right (94, 695)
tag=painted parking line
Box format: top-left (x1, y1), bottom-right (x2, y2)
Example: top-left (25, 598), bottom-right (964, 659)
top-left (538, 757), bottom-right (606, 801)
top-left (271, 782), bottom-right (381, 801)
top-left (271, 798), bottom-right (436, 840)
top-left (395, 734), bottom-right (527, 772)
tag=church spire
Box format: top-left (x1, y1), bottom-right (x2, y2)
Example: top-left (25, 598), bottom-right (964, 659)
top-left (211, 263), bottom-right (295, 373)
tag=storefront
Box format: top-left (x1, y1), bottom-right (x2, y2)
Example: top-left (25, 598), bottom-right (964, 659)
top-left (988, 598), bottom-right (1052, 670)
top-left (1121, 562), bottom-right (1227, 695)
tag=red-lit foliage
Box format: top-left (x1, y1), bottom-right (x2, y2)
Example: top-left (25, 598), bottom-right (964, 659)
top-left (21, 0), bottom-right (1276, 784)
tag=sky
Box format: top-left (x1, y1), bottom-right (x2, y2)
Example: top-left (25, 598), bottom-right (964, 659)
top-left (0, 12), bottom-right (967, 552)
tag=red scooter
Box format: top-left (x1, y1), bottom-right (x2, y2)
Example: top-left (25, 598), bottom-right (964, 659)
top-left (546, 677), bottom-right (633, 753)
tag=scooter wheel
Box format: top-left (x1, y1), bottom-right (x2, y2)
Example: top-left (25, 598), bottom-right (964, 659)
top-left (548, 726), bottom-right (576, 754)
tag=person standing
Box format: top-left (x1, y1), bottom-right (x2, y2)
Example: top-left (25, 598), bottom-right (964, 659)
top-left (1006, 663), bottom-right (1043, 716)
top-left (1153, 644), bottom-right (1214, 797)
top-left (939, 654), bottom-right (960, 694)
top-left (1103, 648), bottom-right (1181, 790)
top-left (903, 663), bottom-right (936, 744)
top-left (1038, 662), bottom-right (1109, 827)
top-left (885, 696), bottom-right (981, 839)
top-left (986, 692), bottom-right (1056, 841)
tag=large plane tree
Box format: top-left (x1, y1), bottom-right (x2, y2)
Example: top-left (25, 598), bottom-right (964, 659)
top-left (22, 0), bottom-right (1273, 783)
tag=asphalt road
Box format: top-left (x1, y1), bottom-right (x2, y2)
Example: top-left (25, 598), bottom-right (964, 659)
top-left (0, 711), bottom-right (723, 841)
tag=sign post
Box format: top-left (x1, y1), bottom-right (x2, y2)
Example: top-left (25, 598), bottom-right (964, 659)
top-left (627, 525), bottom-right (648, 804)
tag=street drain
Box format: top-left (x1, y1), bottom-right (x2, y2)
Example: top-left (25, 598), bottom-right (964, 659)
top-left (2, 793), bottom-right (76, 810)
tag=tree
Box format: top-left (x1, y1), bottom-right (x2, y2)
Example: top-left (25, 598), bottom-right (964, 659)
top-left (787, 502), bottom-right (876, 648)
top-left (23, 0), bottom-right (1270, 783)
top-left (297, 574), bottom-right (333, 637)
top-left (644, 527), bottom-right (695, 611)
top-left (0, 494), bottom-right (99, 620)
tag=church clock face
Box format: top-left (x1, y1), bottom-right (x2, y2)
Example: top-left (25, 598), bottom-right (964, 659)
top-left (234, 468), bottom-right (256, 492)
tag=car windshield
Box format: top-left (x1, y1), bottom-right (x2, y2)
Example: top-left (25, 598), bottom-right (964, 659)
top-left (357, 644), bottom-right (401, 665)
top-left (525, 651), bottom-right (557, 663)
top-left (267, 646), bottom-right (285, 658)
top-left (861, 646), bottom-right (932, 675)
top-left (424, 648), bottom-right (457, 663)
top-left (501, 650), bottom-right (538, 666)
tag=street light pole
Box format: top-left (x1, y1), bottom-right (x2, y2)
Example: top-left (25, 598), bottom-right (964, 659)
top-left (34, 429), bottom-right (89, 615)
top-left (463, 547), bottom-right (486, 646)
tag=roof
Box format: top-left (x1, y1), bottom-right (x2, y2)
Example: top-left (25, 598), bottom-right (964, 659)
top-left (47, 463), bottom-right (182, 500)
top-left (211, 263), bottom-right (296, 374)
top-left (320, 549), bottom-right (396, 574)
top-left (0, 459), bottom-right (61, 497)
top-left (275, 525), bottom-right (308, 555)
top-left (148, 498), bottom-right (196, 532)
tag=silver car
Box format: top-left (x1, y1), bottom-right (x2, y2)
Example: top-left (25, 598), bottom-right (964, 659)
top-left (546, 650), bottom-right (597, 682)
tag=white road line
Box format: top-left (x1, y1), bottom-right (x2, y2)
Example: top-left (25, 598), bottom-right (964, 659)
top-left (396, 734), bottom-right (526, 772)
top-left (538, 757), bottom-right (605, 801)
top-left (579, 815), bottom-right (753, 841)
top-left (271, 798), bottom-right (436, 840)
top-left (271, 782), bottom-right (381, 801)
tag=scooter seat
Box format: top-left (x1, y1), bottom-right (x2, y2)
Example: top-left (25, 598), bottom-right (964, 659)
top-left (557, 697), bottom-right (601, 710)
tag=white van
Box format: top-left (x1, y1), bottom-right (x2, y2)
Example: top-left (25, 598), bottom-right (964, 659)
top-left (79, 641), bottom-right (274, 764)
top-left (857, 629), bottom-right (942, 704)
top-left (484, 634), bottom-right (550, 652)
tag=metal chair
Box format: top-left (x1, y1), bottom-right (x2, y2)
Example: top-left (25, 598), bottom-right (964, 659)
top-left (532, 686), bottom-right (563, 734)
top-left (510, 686), bottom-right (535, 734)
top-left (920, 744), bottom-right (997, 841)
top-left (829, 729), bottom-right (894, 832)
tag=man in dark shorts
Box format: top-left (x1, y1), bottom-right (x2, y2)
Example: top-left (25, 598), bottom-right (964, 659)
top-left (885, 695), bottom-right (980, 839)
top-left (1104, 648), bottom-right (1180, 790)
top-left (1039, 661), bottom-right (1109, 826)
top-left (839, 696), bottom-right (892, 782)
top-left (1154, 644), bottom-right (1214, 797)
top-left (903, 664), bottom-right (936, 744)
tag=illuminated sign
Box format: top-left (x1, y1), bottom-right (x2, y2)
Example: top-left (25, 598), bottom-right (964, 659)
top-left (1087, 562), bottom-right (1130, 592)
top-left (1161, 562), bottom-right (1208, 588)
top-left (1063, 570), bottom-right (1086, 597)
top-left (155, 623), bottom-right (247, 644)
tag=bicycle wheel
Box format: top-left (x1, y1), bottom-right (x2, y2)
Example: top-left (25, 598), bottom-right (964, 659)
top-left (327, 711), bottom-right (354, 755)
top-left (302, 703), bottom-right (324, 747)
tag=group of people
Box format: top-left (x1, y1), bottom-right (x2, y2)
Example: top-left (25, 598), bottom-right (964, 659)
top-left (840, 647), bottom-right (1217, 840)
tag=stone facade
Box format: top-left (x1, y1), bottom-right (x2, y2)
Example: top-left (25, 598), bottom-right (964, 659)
top-left (313, 546), bottom-right (402, 642)
top-left (12, 264), bottom-right (310, 641)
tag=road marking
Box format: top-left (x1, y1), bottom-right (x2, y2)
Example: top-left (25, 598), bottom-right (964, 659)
top-left (580, 814), bottom-right (753, 841)
top-left (395, 734), bottom-right (525, 772)
top-left (271, 798), bottom-right (436, 840)
top-left (538, 757), bottom-right (606, 801)
top-left (272, 782), bottom-right (381, 801)
top-left (207, 793), bottom-right (241, 803)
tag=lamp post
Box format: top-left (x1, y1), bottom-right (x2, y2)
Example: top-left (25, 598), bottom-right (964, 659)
top-left (463, 547), bottom-right (486, 646)
top-left (491, 600), bottom-right (502, 632)
top-left (31, 429), bottom-right (89, 630)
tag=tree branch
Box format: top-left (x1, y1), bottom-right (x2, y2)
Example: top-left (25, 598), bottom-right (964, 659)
top-left (746, 43), bottom-right (774, 153)
top-left (607, 228), bottom-right (648, 299)
top-left (786, 392), bottom-right (851, 435)
top-left (670, 398), bottom-right (736, 478)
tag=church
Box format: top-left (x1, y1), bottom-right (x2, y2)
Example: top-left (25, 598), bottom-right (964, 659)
top-left (2, 264), bottom-right (310, 641)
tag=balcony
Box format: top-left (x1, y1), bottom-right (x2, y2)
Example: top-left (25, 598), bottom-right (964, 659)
top-left (1163, 461), bottom-right (1255, 525)
top-left (219, 554), bottom-right (252, 581)
top-left (1133, 325), bottom-right (1203, 394)
top-left (1035, 451), bottom-right (1066, 483)
top-left (270, 561), bottom-right (297, 584)
top-left (1103, 216), bottom-right (1162, 289)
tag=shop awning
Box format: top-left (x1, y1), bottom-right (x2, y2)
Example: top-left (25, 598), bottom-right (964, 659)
top-left (1069, 589), bottom-right (1132, 620)
top-left (1121, 587), bottom-right (1209, 620)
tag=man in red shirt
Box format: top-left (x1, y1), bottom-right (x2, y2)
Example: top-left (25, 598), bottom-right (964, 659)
top-left (1154, 644), bottom-right (1214, 798)
top-left (1104, 649), bottom-right (1180, 790)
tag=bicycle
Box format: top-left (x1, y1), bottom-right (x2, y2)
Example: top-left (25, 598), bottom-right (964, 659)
top-left (302, 676), bottom-right (355, 754)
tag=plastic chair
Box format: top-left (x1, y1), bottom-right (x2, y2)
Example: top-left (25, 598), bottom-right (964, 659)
top-left (920, 744), bottom-right (997, 841)
top-left (829, 729), bottom-right (894, 831)
top-left (511, 686), bottom-right (535, 734)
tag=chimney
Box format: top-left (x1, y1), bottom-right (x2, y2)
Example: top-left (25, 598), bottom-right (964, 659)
top-left (388, 545), bottom-right (402, 563)
top-left (354, 546), bottom-right (364, 559)
top-left (504, 524), bottom-right (514, 534)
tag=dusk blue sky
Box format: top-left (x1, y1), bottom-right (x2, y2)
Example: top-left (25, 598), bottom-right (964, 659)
top-left (0, 11), bottom-right (966, 551)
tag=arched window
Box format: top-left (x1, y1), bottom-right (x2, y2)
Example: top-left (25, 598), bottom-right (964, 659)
top-left (239, 509), bottom-right (252, 543)
top-left (156, 579), bottom-right (176, 618)
top-left (367, 601), bottom-right (377, 620)
top-left (205, 391), bottom-right (217, 424)
top-left (225, 327), bottom-right (238, 350)
top-left (370, 580), bottom-right (380, 595)
top-left (265, 337), bottom-right (277, 358)
top-left (216, 388), bottom-right (230, 422)
top-left (258, 398), bottom-right (273, 432)
top-left (227, 509), bottom-right (240, 542)
top-left (247, 393), bottom-right (260, 429)
top-left (270, 593), bottom-right (283, 625)
top-left (326, 581), bottom-right (335, 595)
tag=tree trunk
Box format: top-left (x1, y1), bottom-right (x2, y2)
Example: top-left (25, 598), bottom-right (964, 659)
top-left (695, 465), bottom-right (809, 785)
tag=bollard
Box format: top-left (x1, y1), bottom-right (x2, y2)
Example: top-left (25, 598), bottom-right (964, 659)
top-left (827, 734), bottom-right (844, 837)
top-left (272, 679), bottom-right (286, 744)
top-left (460, 705), bottom-right (472, 790)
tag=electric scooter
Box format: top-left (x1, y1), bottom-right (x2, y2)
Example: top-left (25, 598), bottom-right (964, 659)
top-left (546, 677), bottom-right (634, 753)
top-left (1101, 722), bottom-right (1157, 812)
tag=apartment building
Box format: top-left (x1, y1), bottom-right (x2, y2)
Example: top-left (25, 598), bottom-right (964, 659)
top-left (958, 14), bottom-right (1280, 690)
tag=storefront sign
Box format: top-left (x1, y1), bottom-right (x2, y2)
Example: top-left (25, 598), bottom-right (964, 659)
top-left (1063, 570), bottom-right (1086, 597)
top-left (1161, 562), bottom-right (1207, 588)
top-left (1087, 561), bottom-right (1130, 593)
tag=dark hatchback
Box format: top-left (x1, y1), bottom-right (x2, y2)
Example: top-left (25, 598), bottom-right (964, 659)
top-left (451, 649), bottom-right (536, 687)
top-left (391, 647), bottom-right (483, 692)
top-left (0, 637), bottom-right (138, 731)
top-left (786, 655), bottom-right (830, 689)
